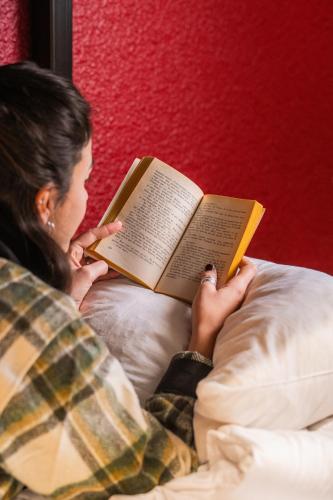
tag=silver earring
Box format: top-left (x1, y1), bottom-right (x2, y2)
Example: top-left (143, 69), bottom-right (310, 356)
top-left (47, 220), bottom-right (55, 230)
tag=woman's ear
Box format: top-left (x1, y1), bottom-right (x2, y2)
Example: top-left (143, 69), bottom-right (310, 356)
top-left (35, 185), bottom-right (57, 225)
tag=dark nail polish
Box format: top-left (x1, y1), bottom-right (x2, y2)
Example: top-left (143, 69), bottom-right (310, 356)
top-left (205, 263), bottom-right (214, 271)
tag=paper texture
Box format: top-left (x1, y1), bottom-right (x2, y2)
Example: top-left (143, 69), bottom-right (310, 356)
top-left (95, 159), bottom-right (203, 288)
top-left (156, 195), bottom-right (254, 302)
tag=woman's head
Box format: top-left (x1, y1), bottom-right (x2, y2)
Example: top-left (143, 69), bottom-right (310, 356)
top-left (0, 61), bottom-right (92, 290)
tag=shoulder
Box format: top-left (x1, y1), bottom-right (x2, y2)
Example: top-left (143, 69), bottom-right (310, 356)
top-left (0, 258), bottom-right (104, 414)
top-left (0, 257), bottom-right (80, 337)
top-left (0, 258), bottom-right (93, 413)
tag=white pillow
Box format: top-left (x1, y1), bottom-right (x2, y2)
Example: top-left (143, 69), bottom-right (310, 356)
top-left (206, 419), bottom-right (333, 500)
top-left (80, 277), bottom-right (191, 403)
top-left (195, 259), bottom-right (333, 435)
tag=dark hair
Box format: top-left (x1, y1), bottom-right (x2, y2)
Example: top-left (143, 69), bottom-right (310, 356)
top-left (0, 61), bottom-right (91, 291)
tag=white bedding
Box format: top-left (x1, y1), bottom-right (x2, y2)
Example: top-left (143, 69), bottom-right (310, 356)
top-left (81, 258), bottom-right (333, 499)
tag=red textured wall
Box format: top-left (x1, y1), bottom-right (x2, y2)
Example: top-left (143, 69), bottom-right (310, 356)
top-left (0, 0), bottom-right (29, 63)
top-left (1, 1), bottom-right (332, 274)
top-left (74, 0), bottom-right (333, 274)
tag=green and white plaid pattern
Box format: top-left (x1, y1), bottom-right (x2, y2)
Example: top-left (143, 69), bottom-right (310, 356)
top-left (0, 259), bottom-right (197, 498)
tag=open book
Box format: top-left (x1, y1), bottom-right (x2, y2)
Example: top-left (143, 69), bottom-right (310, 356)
top-left (87, 157), bottom-right (265, 303)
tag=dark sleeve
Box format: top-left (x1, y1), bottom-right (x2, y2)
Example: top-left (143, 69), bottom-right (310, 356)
top-left (145, 351), bottom-right (213, 448)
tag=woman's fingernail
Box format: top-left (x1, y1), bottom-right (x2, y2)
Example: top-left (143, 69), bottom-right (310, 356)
top-left (114, 220), bottom-right (122, 226)
top-left (205, 263), bottom-right (214, 271)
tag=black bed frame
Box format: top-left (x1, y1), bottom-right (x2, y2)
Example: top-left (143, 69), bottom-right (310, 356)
top-left (30, 0), bottom-right (72, 80)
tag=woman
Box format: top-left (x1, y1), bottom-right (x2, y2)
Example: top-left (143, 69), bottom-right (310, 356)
top-left (0, 62), bottom-right (256, 498)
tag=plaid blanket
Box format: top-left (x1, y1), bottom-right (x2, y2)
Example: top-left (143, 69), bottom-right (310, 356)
top-left (0, 259), bottom-right (200, 498)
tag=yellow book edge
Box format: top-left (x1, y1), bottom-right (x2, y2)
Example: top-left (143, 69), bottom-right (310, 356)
top-left (155, 288), bottom-right (193, 304)
top-left (227, 201), bottom-right (265, 280)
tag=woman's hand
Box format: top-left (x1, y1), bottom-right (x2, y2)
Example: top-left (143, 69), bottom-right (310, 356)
top-left (68, 221), bottom-right (122, 308)
top-left (190, 257), bottom-right (256, 359)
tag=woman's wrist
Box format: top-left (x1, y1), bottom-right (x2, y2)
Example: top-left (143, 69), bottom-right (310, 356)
top-left (188, 330), bottom-right (219, 360)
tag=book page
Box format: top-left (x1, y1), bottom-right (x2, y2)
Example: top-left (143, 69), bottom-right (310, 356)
top-left (156, 195), bottom-right (255, 302)
top-left (95, 159), bottom-right (203, 289)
